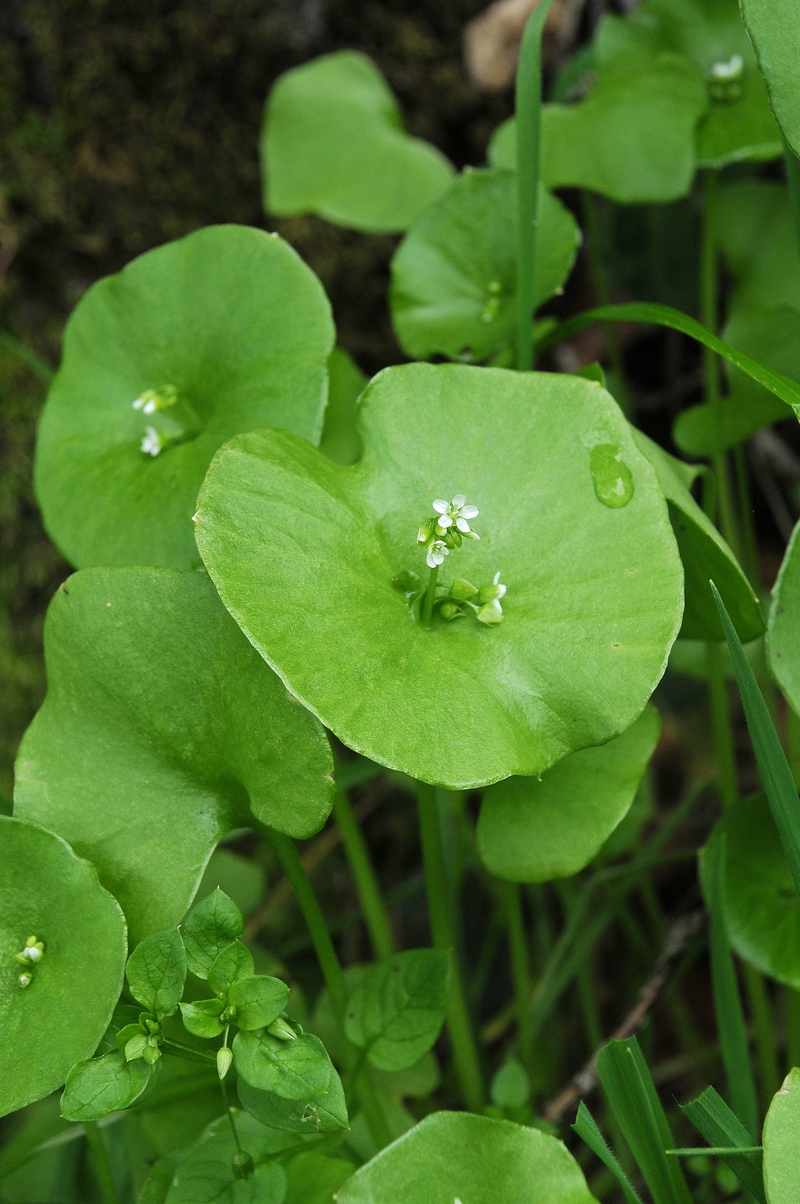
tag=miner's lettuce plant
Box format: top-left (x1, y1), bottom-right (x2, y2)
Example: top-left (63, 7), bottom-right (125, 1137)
top-left (5, 0), bottom-right (800, 1200)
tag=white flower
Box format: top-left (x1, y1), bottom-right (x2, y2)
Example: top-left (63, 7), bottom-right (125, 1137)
top-left (432, 494), bottom-right (480, 537)
top-left (24, 946), bottom-right (42, 963)
top-left (491, 571), bottom-right (506, 599)
top-left (710, 54), bottom-right (743, 81)
top-left (426, 540), bottom-right (449, 569)
top-left (141, 426), bottom-right (163, 457)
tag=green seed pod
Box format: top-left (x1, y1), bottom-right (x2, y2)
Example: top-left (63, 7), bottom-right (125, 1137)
top-left (217, 1046), bottom-right (233, 1079)
top-left (232, 1150), bottom-right (254, 1180)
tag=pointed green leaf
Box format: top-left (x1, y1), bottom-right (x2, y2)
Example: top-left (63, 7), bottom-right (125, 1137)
top-left (233, 1030), bottom-right (334, 1101)
top-left (633, 431), bottom-right (763, 641)
top-left (207, 941), bottom-right (254, 999)
top-left (336, 1111), bottom-right (599, 1204)
top-left (344, 949), bottom-right (450, 1071)
top-left (740, 0), bottom-right (800, 158)
top-left (34, 225), bottom-right (334, 570)
top-left (61, 1051), bottom-right (152, 1121)
top-left (478, 706), bottom-right (659, 883)
top-left (179, 998), bottom-right (225, 1040)
top-left (183, 889), bottom-right (244, 981)
top-left (597, 1037), bottom-right (692, 1204)
top-left (263, 51), bottom-right (453, 233)
top-left (126, 929), bottom-right (186, 1018)
top-left (705, 795), bottom-right (800, 989)
top-left (195, 362), bottom-right (683, 789)
top-left (237, 1073), bottom-right (348, 1136)
top-left (14, 567), bottom-right (334, 944)
top-left (0, 816), bottom-right (127, 1117)
top-left (681, 1085), bottom-right (766, 1202)
top-left (573, 1102), bottom-right (644, 1204)
top-left (763, 1068), bottom-right (800, 1204)
top-left (713, 582), bottom-right (800, 898)
top-left (228, 975), bottom-right (289, 1032)
top-left (390, 169), bottom-right (580, 362)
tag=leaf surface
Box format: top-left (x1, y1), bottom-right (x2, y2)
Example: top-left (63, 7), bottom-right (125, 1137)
top-left (740, 0), bottom-right (800, 158)
top-left (61, 1051), bottom-right (151, 1121)
top-left (183, 889), bottom-right (244, 981)
top-left (344, 949), bottom-right (450, 1071)
top-left (127, 929), bottom-right (186, 1017)
top-left (763, 1068), bottom-right (800, 1204)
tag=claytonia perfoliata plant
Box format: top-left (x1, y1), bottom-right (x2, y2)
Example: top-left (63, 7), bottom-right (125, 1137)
top-left (407, 494), bottom-right (506, 628)
top-left (133, 384), bottom-right (202, 457)
top-left (15, 934), bottom-right (44, 988)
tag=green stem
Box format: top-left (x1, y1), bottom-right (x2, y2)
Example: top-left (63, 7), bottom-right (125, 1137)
top-left (421, 565), bottom-right (439, 628)
top-left (743, 962), bottom-right (780, 1110)
top-left (416, 782), bottom-right (485, 1109)
top-left (219, 1073), bottom-right (243, 1155)
top-left (783, 139), bottom-right (800, 255)
top-left (263, 827), bottom-right (392, 1148)
top-left (500, 881), bottom-right (533, 1067)
top-left (732, 444), bottom-right (760, 590)
top-left (332, 789), bottom-right (394, 961)
top-left (580, 191), bottom-right (631, 414)
top-left (706, 641), bottom-right (739, 809)
top-left (788, 706), bottom-right (800, 791)
top-left (515, 0), bottom-right (554, 371)
top-left (83, 1121), bottom-right (119, 1204)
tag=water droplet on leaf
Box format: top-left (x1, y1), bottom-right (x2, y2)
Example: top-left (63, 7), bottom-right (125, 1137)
top-left (589, 444), bottom-right (634, 508)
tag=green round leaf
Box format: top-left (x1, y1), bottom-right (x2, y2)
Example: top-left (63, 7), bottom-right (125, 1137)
top-left (127, 929), bottom-right (187, 1018)
top-left (228, 975), bottom-right (289, 1031)
top-left (233, 1031), bottom-right (334, 1100)
top-left (14, 567), bottom-right (334, 944)
top-left (0, 815), bottom-right (127, 1117)
top-left (763, 1068), bottom-right (800, 1204)
top-left (768, 521), bottom-right (800, 714)
top-left (477, 706), bottom-right (659, 883)
top-left (633, 430), bottom-right (764, 641)
top-left (344, 949), bottom-right (450, 1072)
top-left (237, 1069), bottom-right (348, 1135)
top-left (61, 1051), bottom-right (153, 1122)
top-left (165, 1113), bottom-right (288, 1204)
top-left (183, 889), bottom-right (244, 981)
top-left (263, 51), bottom-right (453, 233)
top-left (197, 364), bottom-right (683, 788)
top-left (490, 1060), bottom-right (530, 1109)
top-left (705, 795), bottom-right (800, 988)
top-left (208, 940), bottom-right (255, 998)
top-left (336, 1111), bottom-right (598, 1204)
top-left (35, 224), bottom-right (334, 570)
top-left (319, 348), bottom-right (367, 467)
top-left (390, 169), bottom-right (580, 361)
top-left (740, 0), bottom-right (800, 158)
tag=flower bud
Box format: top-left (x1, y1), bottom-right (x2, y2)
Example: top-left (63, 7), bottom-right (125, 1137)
top-left (217, 1046), bottom-right (233, 1079)
top-left (19, 973), bottom-right (32, 988)
top-left (125, 1033), bottom-right (148, 1062)
top-left (266, 1016), bottom-right (298, 1042)
top-left (439, 602), bottom-right (461, 620)
top-left (477, 601), bottom-right (503, 626)
top-left (450, 578), bottom-right (477, 601)
top-left (142, 1041), bottom-right (161, 1066)
top-left (221, 1005), bottom-right (238, 1023)
top-left (232, 1151), bottom-right (254, 1180)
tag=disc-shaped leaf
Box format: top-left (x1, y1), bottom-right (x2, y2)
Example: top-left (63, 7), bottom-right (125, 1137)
top-left (14, 567), bottom-right (334, 944)
top-left (336, 1111), bottom-right (599, 1204)
top-left (344, 949), bottom-right (450, 1071)
top-left (477, 706), bottom-right (659, 883)
top-left (0, 815), bottom-right (127, 1117)
top-left (34, 224), bottom-right (334, 570)
top-left (740, 0), bottom-right (800, 158)
top-left (703, 796), bottom-right (800, 988)
top-left (196, 363), bottom-right (683, 789)
top-left (633, 430), bottom-right (764, 641)
top-left (390, 169), bottom-right (580, 361)
top-left (490, 48), bottom-right (705, 204)
top-left (768, 521), bottom-right (800, 714)
top-left (763, 1068), bottom-right (800, 1204)
top-left (262, 51), bottom-right (453, 233)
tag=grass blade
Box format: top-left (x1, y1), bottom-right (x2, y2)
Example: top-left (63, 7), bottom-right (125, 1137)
top-left (573, 1101), bottom-right (644, 1204)
top-left (712, 581), bottom-right (800, 898)
top-left (597, 1037), bottom-right (692, 1204)
top-left (681, 1085), bottom-right (766, 1202)
top-left (706, 833), bottom-right (759, 1139)
top-left (515, 0), bottom-right (554, 371)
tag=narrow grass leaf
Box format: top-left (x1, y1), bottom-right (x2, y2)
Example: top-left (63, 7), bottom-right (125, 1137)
top-left (681, 1086), bottom-right (766, 1202)
top-left (712, 582), bottom-right (800, 898)
top-left (573, 1101), bottom-right (644, 1204)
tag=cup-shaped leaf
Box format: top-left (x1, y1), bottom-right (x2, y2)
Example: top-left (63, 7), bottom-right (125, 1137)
top-left (228, 975), bottom-right (289, 1032)
top-left (344, 949), bottom-right (450, 1071)
top-left (34, 224), bottom-right (334, 570)
top-left (196, 363), bottom-right (683, 788)
top-left (180, 998), bottom-right (225, 1040)
top-left (702, 796), bottom-right (800, 988)
top-left (763, 1068), bottom-right (800, 1204)
top-left (477, 706), bottom-right (659, 883)
top-left (390, 169), bottom-right (580, 362)
top-left (319, 348), bottom-right (367, 467)
top-left (61, 1051), bottom-right (154, 1122)
top-left (0, 816), bottom-right (127, 1117)
top-left (238, 1074), bottom-right (348, 1135)
top-left (633, 431), bottom-right (763, 641)
top-left (14, 567), bottom-right (334, 944)
top-left (233, 1031), bottom-right (336, 1101)
top-left (336, 1111), bottom-right (599, 1204)
top-left (126, 929), bottom-right (186, 1018)
top-left (207, 941), bottom-right (255, 998)
top-left (183, 889), bottom-right (244, 981)
top-left (262, 51), bottom-right (453, 233)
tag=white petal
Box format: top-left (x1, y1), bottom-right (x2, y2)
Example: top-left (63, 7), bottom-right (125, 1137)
top-left (452, 494), bottom-right (466, 508)
top-left (462, 505), bottom-right (479, 519)
top-left (456, 517), bottom-right (470, 533)
top-left (493, 571), bottom-right (501, 583)
top-left (437, 514), bottom-right (453, 528)
top-left (432, 499), bottom-right (449, 513)
top-left (495, 584), bottom-right (507, 599)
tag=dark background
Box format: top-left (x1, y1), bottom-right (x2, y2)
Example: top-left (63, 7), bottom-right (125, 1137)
top-left (0, 0), bottom-right (516, 795)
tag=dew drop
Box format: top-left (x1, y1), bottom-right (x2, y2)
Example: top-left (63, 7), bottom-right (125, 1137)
top-left (589, 443), bottom-right (634, 508)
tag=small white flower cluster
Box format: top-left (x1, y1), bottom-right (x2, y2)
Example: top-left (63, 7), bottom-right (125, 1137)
top-left (140, 427), bottom-right (164, 457)
top-left (418, 495), bottom-right (480, 569)
top-left (708, 54), bottom-right (744, 102)
top-left (16, 935), bottom-right (44, 988)
top-left (132, 385), bottom-right (178, 415)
